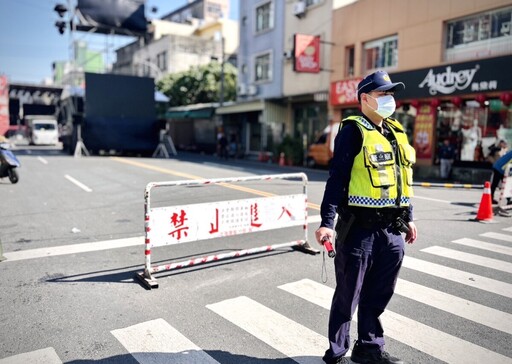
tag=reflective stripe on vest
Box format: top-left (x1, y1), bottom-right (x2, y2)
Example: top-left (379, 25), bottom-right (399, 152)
top-left (345, 116), bottom-right (415, 208)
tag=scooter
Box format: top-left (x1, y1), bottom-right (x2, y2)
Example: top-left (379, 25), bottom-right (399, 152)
top-left (0, 142), bottom-right (20, 184)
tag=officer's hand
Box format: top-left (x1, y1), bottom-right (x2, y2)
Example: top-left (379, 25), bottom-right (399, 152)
top-left (405, 221), bottom-right (417, 244)
top-left (315, 227), bottom-right (333, 247)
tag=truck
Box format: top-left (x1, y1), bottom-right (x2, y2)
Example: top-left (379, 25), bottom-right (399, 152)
top-left (25, 115), bottom-right (59, 146)
top-left (306, 120), bottom-right (341, 168)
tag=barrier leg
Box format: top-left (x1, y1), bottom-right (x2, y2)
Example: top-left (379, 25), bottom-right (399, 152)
top-left (135, 236), bottom-right (159, 289)
top-left (292, 241), bottom-right (320, 255)
top-left (136, 269), bottom-right (159, 290)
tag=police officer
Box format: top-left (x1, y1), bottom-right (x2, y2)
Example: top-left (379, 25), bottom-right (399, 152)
top-left (315, 70), bottom-right (418, 364)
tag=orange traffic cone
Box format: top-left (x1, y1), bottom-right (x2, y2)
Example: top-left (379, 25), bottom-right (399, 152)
top-left (475, 181), bottom-right (493, 221)
top-left (279, 152), bottom-right (286, 166)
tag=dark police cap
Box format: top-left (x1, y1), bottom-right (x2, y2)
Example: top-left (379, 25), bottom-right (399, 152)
top-left (357, 70), bottom-right (405, 102)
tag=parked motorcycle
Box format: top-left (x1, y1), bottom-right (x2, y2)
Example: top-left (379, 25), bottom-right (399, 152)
top-left (0, 142), bottom-right (20, 184)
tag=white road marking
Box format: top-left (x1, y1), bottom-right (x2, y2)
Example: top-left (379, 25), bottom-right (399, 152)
top-left (0, 347), bottom-right (62, 364)
top-left (279, 279), bottom-right (512, 364)
top-left (481, 232), bottom-right (512, 242)
top-left (37, 156), bottom-right (48, 164)
top-left (394, 279), bottom-right (512, 335)
top-left (2, 236), bottom-right (144, 262)
top-left (422, 246), bottom-right (512, 273)
top-left (452, 238), bottom-right (512, 256)
top-left (64, 174), bottom-right (92, 192)
top-left (402, 256), bottom-right (512, 298)
top-left (412, 195), bottom-right (452, 203)
top-left (1, 215), bottom-right (322, 262)
top-left (111, 318), bottom-right (220, 364)
top-left (207, 296), bottom-right (327, 364)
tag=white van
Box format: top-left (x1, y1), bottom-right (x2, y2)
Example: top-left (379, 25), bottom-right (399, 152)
top-left (26, 117), bottom-right (59, 146)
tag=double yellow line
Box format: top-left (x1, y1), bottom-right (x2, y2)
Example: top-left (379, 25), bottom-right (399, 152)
top-left (110, 157), bottom-right (321, 210)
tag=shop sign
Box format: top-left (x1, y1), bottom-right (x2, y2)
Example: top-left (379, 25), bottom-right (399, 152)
top-left (9, 84), bottom-right (62, 105)
top-left (330, 78), bottom-right (362, 106)
top-left (293, 34), bottom-right (320, 73)
top-left (413, 104), bottom-right (436, 160)
top-left (391, 55), bottom-right (512, 99)
top-left (0, 76), bottom-right (8, 135)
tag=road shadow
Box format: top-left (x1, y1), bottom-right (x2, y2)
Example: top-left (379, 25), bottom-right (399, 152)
top-left (45, 248), bottom-right (294, 288)
top-left (66, 350), bottom-right (326, 363)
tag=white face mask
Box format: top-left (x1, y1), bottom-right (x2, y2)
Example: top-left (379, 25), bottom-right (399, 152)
top-left (368, 94), bottom-right (396, 118)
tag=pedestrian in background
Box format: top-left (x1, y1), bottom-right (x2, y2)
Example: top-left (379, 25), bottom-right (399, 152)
top-left (438, 138), bottom-right (456, 179)
top-left (490, 149), bottom-right (512, 204)
top-left (315, 70), bottom-right (417, 364)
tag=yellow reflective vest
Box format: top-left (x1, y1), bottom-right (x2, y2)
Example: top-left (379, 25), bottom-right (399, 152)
top-left (344, 115), bottom-right (416, 208)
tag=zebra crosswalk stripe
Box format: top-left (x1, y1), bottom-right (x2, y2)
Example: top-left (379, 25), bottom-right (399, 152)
top-left (277, 277), bottom-right (512, 335)
top-left (481, 231), bottom-right (512, 242)
top-left (452, 237), bottom-right (512, 256)
top-left (111, 318), bottom-right (220, 364)
top-left (394, 279), bottom-right (512, 335)
top-left (0, 347), bottom-right (62, 364)
top-left (421, 246), bottom-right (512, 273)
top-left (402, 256), bottom-right (512, 298)
top-left (279, 279), bottom-right (512, 364)
top-left (207, 296), bottom-right (327, 364)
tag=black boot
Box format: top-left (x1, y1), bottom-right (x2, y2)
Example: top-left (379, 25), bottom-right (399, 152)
top-left (351, 342), bottom-right (404, 364)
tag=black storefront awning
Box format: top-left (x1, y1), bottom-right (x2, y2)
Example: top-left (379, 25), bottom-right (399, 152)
top-left (165, 108), bottom-right (215, 119)
top-left (391, 55), bottom-right (512, 100)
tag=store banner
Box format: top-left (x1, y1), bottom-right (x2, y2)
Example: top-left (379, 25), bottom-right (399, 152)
top-left (413, 104), bottom-right (436, 160)
top-left (330, 78), bottom-right (362, 106)
top-left (391, 55), bottom-right (512, 99)
top-left (293, 34), bottom-right (320, 73)
top-left (0, 75), bottom-right (9, 136)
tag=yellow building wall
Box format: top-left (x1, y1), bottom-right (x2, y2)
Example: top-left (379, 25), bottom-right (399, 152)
top-left (331, 0), bottom-right (512, 81)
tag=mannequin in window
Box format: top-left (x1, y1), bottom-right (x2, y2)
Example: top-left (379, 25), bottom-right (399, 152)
top-left (461, 119), bottom-right (482, 161)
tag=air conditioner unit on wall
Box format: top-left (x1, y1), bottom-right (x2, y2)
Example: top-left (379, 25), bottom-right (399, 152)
top-left (237, 83), bottom-right (247, 96)
top-left (247, 85), bottom-right (258, 96)
top-left (293, 1), bottom-right (306, 18)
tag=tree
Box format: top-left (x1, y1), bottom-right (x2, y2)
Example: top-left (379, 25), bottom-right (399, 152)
top-left (156, 61), bottom-right (237, 107)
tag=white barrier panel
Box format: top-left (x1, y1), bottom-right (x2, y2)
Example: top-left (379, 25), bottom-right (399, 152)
top-left (136, 173), bottom-right (319, 289)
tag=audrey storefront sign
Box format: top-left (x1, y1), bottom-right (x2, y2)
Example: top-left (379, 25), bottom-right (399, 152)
top-left (418, 65), bottom-right (481, 95)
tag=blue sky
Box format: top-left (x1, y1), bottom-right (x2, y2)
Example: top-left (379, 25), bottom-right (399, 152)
top-left (0, 0), bottom-right (238, 84)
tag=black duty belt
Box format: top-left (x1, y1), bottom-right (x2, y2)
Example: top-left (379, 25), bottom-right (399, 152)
top-left (341, 207), bottom-right (406, 229)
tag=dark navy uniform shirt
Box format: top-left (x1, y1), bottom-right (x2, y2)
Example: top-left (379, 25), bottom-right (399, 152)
top-left (320, 115), bottom-right (413, 229)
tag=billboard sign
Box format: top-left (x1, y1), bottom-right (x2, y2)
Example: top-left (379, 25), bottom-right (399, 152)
top-left (294, 34), bottom-right (320, 73)
top-left (0, 76), bottom-right (9, 135)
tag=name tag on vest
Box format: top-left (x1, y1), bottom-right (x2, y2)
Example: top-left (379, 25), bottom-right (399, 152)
top-left (370, 152), bottom-right (393, 163)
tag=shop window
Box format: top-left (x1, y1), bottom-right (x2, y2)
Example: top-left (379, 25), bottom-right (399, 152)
top-left (255, 1), bottom-right (274, 33)
top-left (445, 6), bottom-right (512, 61)
top-left (434, 100), bottom-right (512, 164)
top-left (255, 52), bottom-right (272, 82)
top-left (345, 46), bottom-right (355, 77)
top-left (362, 35), bottom-right (398, 74)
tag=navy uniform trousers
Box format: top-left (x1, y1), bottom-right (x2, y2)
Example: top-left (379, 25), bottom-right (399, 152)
top-left (323, 223), bottom-right (405, 362)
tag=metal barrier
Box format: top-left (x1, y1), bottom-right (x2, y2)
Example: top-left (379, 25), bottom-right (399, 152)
top-left (413, 182), bottom-right (484, 189)
top-left (136, 173), bottom-right (319, 289)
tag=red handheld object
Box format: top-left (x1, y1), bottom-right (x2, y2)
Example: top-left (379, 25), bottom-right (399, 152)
top-left (321, 236), bottom-right (335, 258)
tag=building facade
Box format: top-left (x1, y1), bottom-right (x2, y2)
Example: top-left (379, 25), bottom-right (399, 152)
top-left (330, 0), bottom-right (512, 180)
top-left (217, 0), bottom-right (288, 159)
top-left (282, 0), bottom-right (333, 156)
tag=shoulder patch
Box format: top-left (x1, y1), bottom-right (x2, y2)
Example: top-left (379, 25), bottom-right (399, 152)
top-left (385, 118), bottom-right (405, 132)
top-left (343, 116), bottom-right (374, 130)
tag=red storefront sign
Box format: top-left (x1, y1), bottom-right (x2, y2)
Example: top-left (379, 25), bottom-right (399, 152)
top-left (330, 78), bottom-right (362, 106)
top-left (0, 75), bottom-right (9, 136)
top-left (413, 104), bottom-right (436, 160)
top-left (294, 34), bottom-right (320, 73)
